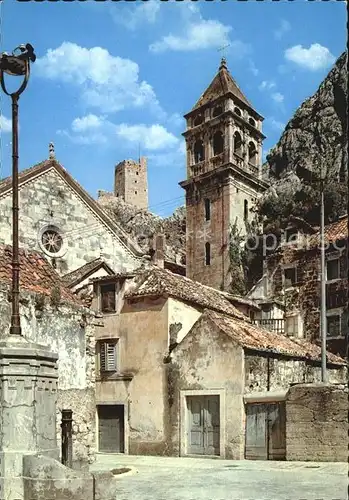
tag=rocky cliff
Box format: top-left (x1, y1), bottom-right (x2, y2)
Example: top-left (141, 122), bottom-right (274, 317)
top-left (97, 191), bottom-right (186, 264)
top-left (259, 51), bottom-right (347, 230)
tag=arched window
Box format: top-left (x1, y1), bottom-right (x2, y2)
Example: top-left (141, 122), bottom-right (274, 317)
top-left (193, 139), bottom-right (205, 163)
top-left (233, 131), bottom-right (243, 156)
top-left (213, 131), bottom-right (224, 156)
top-left (234, 107), bottom-right (242, 116)
top-left (205, 242), bottom-right (211, 266)
top-left (213, 105), bottom-right (223, 117)
top-left (249, 117), bottom-right (256, 127)
top-left (204, 198), bottom-right (211, 221)
top-left (244, 199), bottom-right (248, 221)
top-left (194, 115), bottom-right (204, 126)
top-left (248, 141), bottom-right (257, 166)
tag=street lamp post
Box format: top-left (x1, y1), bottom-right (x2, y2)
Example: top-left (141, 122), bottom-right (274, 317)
top-left (319, 162), bottom-right (327, 383)
top-left (0, 44), bottom-right (36, 336)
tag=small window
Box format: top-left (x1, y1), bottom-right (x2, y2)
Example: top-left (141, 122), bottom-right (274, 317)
top-left (135, 180), bottom-right (137, 183)
top-left (234, 107), bottom-right (242, 116)
top-left (233, 131), bottom-right (243, 156)
top-left (135, 190), bottom-right (138, 194)
top-left (326, 258), bottom-right (340, 281)
top-left (285, 227), bottom-right (298, 244)
top-left (194, 139), bottom-right (205, 163)
top-left (285, 315), bottom-right (299, 337)
top-left (116, 193), bottom-right (119, 197)
top-left (100, 283), bottom-right (116, 313)
top-left (249, 117), bottom-right (256, 127)
top-left (136, 172), bottom-right (139, 175)
top-left (204, 198), bottom-right (211, 221)
top-left (244, 199), bottom-right (248, 221)
top-left (248, 141), bottom-right (257, 166)
top-left (205, 242), bottom-right (211, 266)
top-left (327, 314), bottom-right (341, 338)
top-left (99, 340), bottom-right (118, 372)
top-left (213, 105), bottom-right (223, 117)
top-left (284, 267), bottom-right (297, 288)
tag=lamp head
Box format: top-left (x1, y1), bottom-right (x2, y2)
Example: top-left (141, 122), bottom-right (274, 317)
top-left (0, 44), bottom-right (36, 76)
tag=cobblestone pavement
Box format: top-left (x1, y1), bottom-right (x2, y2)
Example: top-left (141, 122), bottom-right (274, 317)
top-left (91, 454), bottom-right (348, 500)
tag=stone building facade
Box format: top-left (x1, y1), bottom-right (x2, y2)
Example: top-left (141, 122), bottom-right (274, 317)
top-left (114, 157), bottom-right (148, 210)
top-left (180, 58), bottom-right (268, 291)
top-left (0, 156), bottom-right (145, 277)
top-left (90, 266), bottom-right (345, 460)
top-left (262, 216), bottom-right (348, 357)
top-left (0, 245), bottom-right (97, 467)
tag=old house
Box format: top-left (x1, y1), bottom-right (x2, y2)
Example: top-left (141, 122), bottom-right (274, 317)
top-left (180, 57), bottom-right (269, 291)
top-left (0, 244), bottom-right (97, 468)
top-left (90, 265), bottom-right (345, 460)
top-left (0, 150), bottom-right (146, 277)
top-left (249, 215), bottom-right (348, 357)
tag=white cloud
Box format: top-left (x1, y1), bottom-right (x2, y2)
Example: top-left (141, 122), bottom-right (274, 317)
top-left (149, 6), bottom-right (247, 55)
top-left (115, 124), bottom-right (178, 151)
top-left (248, 60), bottom-right (259, 76)
top-left (111, 0), bottom-right (160, 30)
top-left (271, 92), bottom-right (284, 103)
top-left (259, 80), bottom-right (276, 91)
top-left (60, 115), bottom-right (178, 151)
top-left (284, 43), bottom-right (335, 71)
top-left (274, 20), bottom-right (291, 40)
top-left (0, 115), bottom-right (11, 133)
top-left (268, 118), bottom-right (286, 132)
top-left (36, 42), bottom-right (164, 116)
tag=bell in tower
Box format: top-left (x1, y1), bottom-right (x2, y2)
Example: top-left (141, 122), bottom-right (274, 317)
top-left (180, 58), bottom-right (268, 291)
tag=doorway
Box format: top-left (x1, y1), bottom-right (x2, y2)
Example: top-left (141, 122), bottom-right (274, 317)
top-left (186, 395), bottom-right (220, 456)
top-left (245, 402), bottom-right (286, 460)
top-left (97, 404), bottom-right (125, 453)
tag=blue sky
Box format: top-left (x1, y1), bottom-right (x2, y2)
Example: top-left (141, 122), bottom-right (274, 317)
top-left (0, 0), bottom-right (346, 217)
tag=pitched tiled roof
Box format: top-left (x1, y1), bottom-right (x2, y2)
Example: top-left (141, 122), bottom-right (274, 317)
top-left (308, 215), bottom-right (348, 247)
top-left (191, 59), bottom-right (255, 114)
top-left (0, 245), bottom-right (81, 305)
top-left (124, 266), bottom-right (246, 320)
top-left (205, 310), bottom-right (345, 365)
top-left (0, 159), bottom-right (145, 257)
top-left (62, 258), bottom-right (114, 288)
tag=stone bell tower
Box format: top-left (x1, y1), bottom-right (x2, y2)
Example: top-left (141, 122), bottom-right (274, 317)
top-left (179, 57), bottom-right (268, 291)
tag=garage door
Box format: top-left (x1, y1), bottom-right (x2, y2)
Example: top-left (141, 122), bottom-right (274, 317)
top-left (98, 405), bottom-right (125, 453)
top-left (187, 395), bottom-right (220, 456)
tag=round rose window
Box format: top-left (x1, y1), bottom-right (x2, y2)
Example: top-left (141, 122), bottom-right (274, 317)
top-left (41, 229), bottom-right (63, 255)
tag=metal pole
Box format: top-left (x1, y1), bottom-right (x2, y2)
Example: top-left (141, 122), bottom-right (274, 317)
top-left (61, 409), bottom-right (73, 468)
top-left (320, 179), bottom-right (327, 383)
top-left (10, 94), bottom-right (21, 336)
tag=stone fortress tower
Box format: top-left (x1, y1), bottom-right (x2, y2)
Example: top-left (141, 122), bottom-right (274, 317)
top-left (180, 58), bottom-right (268, 291)
top-left (114, 156), bottom-right (148, 210)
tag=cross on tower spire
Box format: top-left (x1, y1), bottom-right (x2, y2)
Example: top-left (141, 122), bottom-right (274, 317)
top-left (217, 43), bottom-right (231, 66)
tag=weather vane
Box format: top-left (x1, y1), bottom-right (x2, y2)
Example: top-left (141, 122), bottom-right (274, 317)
top-left (218, 43), bottom-right (231, 60)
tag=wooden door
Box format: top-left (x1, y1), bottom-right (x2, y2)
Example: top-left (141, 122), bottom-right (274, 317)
top-left (187, 395), bottom-right (220, 456)
top-left (98, 405), bottom-right (125, 453)
top-left (245, 402), bottom-right (286, 460)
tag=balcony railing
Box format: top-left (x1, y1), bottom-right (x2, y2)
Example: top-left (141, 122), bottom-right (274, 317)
top-left (189, 151), bottom-right (260, 179)
top-left (253, 318), bottom-right (285, 334)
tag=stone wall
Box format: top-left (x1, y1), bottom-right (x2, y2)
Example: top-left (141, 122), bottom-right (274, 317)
top-left (286, 383), bottom-right (348, 461)
top-left (266, 239), bottom-right (348, 357)
top-left (244, 353), bottom-right (347, 393)
top-left (0, 168), bottom-right (141, 276)
top-left (0, 284), bottom-right (96, 466)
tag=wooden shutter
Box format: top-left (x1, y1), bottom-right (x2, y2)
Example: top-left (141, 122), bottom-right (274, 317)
top-left (100, 341), bottom-right (117, 372)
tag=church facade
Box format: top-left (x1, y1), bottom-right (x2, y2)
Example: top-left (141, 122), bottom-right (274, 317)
top-left (180, 58), bottom-right (268, 291)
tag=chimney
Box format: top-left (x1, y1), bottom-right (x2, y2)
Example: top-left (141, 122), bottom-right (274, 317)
top-left (151, 233), bottom-right (165, 269)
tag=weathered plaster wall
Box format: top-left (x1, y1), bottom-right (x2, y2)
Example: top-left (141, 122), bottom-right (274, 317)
top-left (170, 319), bottom-right (245, 459)
top-left (0, 169), bottom-right (141, 276)
top-left (244, 353), bottom-right (347, 393)
top-left (168, 298), bottom-right (201, 345)
top-left (0, 285), bottom-right (96, 466)
top-left (96, 296), bottom-right (169, 455)
top-left (286, 383), bottom-right (348, 461)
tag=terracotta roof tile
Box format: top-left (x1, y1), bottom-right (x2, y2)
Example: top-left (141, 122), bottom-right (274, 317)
top-left (124, 266), bottom-right (246, 320)
top-left (0, 244), bottom-right (81, 305)
top-left (308, 215), bottom-right (348, 247)
top-left (206, 310), bottom-right (345, 365)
